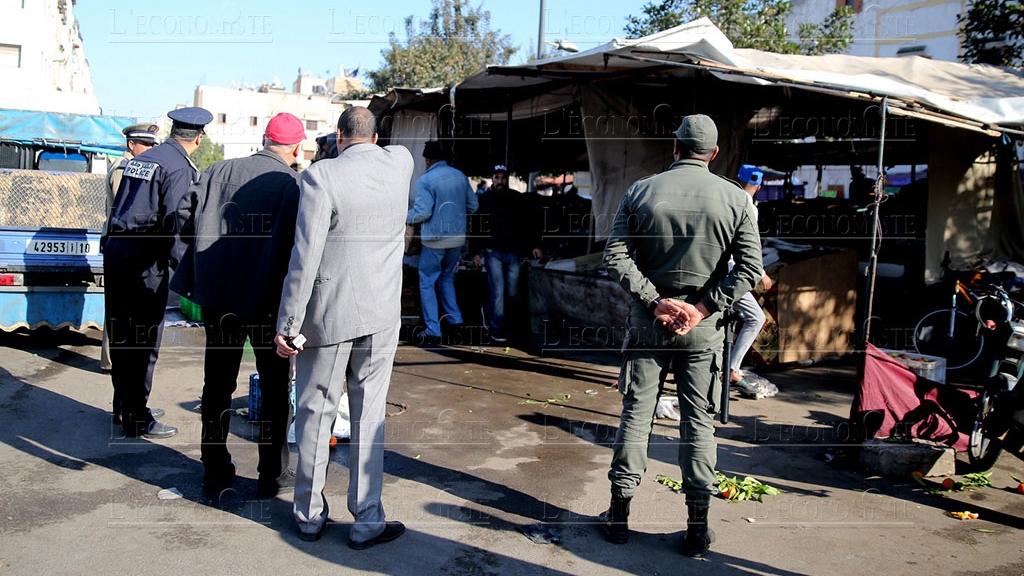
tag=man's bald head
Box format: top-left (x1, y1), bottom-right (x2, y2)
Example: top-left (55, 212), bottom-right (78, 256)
top-left (337, 107), bottom-right (377, 140)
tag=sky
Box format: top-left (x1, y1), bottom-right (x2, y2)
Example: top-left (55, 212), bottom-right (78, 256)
top-left (73, 0), bottom-right (641, 122)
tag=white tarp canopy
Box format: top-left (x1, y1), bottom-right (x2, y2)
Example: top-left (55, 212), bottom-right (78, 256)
top-left (457, 18), bottom-right (1024, 131)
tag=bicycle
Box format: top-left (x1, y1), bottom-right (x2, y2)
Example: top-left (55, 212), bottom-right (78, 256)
top-left (912, 266), bottom-right (1019, 371)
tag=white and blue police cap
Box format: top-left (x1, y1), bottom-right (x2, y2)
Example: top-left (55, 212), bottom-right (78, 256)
top-left (167, 106), bottom-right (213, 130)
top-left (122, 123), bottom-right (159, 144)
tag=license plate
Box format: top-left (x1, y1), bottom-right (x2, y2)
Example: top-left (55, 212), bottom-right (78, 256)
top-left (25, 239), bottom-right (100, 256)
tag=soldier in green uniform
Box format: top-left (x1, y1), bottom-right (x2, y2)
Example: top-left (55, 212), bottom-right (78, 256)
top-left (600, 114), bottom-right (762, 557)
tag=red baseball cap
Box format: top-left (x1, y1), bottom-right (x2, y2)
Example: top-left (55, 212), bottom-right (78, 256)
top-left (265, 113), bottom-right (306, 145)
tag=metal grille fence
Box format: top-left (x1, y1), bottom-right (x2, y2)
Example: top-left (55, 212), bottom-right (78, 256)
top-left (0, 169), bottom-right (108, 230)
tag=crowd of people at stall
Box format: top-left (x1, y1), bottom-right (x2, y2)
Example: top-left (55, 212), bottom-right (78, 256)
top-left (102, 106), bottom-right (773, 557)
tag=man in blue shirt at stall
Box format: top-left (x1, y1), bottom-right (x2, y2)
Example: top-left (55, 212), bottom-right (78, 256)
top-left (406, 141), bottom-right (477, 346)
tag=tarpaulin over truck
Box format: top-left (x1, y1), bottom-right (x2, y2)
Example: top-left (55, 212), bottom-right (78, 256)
top-left (0, 108), bottom-right (133, 156)
top-left (0, 109), bottom-right (129, 331)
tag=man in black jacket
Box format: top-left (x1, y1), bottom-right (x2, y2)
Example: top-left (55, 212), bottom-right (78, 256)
top-left (171, 113), bottom-right (304, 497)
top-left (470, 165), bottom-right (543, 342)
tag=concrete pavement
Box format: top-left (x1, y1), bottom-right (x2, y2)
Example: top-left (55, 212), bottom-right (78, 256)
top-left (1, 326), bottom-right (1023, 575)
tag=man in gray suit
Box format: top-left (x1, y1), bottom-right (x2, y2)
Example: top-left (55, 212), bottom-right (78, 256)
top-left (274, 107), bottom-right (414, 549)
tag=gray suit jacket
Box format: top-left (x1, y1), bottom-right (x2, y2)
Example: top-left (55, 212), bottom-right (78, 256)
top-left (276, 142), bottom-right (414, 346)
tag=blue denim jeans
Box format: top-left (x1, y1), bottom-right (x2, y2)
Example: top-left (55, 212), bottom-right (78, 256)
top-left (484, 249), bottom-right (520, 335)
top-left (418, 246), bottom-right (464, 337)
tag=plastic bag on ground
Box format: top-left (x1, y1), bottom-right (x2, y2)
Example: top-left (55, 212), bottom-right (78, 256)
top-left (655, 396), bottom-right (681, 420)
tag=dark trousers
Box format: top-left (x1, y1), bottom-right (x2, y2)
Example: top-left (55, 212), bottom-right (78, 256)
top-left (104, 252), bottom-right (167, 434)
top-left (201, 309), bottom-right (291, 480)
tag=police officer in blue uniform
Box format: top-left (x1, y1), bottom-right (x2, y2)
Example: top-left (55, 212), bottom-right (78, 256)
top-left (105, 106), bottom-right (213, 439)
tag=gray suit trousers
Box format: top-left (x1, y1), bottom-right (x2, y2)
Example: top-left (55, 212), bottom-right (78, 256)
top-left (293, 323), bottom-right (399, 543)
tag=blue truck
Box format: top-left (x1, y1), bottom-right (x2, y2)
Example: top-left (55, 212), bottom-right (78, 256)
top-left (0, 109), bottom-right (133, 331)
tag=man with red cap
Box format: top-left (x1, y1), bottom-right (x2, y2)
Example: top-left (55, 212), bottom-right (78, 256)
top-left (171, 112), bottom-right (306, 498)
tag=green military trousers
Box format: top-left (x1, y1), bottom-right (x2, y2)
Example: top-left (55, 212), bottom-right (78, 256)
top-left (608, 306), bottom-right (724, 508)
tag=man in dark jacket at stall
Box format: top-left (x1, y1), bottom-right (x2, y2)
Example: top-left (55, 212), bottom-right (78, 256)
top-left (470, 165), bottom-right (543, 342)
top-left (171, 113), bottom-right (304, 497)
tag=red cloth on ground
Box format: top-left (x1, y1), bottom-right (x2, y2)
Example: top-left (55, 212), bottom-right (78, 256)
top-left (851, 343), bottom-right (978, 451)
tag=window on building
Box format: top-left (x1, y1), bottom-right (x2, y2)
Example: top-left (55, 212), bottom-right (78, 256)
top-left (217, 113), bottom-right (227, 124)
top-left (0, 44), bottom-right (21, 68)
top-left (305, 120), bottom-right (317, 130)
top-left (837, 0), bottom-right (862, 12)
top-left (249, 116), bottom-right (258, 126)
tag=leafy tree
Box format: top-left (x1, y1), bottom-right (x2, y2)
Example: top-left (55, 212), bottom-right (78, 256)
top-left (192, 137), bottom-right (224, 171)
top-left (367, 0), bottom-right (517, 91)
top-left (957, 0), bottom-right (1023, 68)
top-left (625, 0), bottom-right (853, 55)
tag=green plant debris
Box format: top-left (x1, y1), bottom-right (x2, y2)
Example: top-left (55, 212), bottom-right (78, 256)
top-left (715, 471), bottom-right (781, 503)
top-left (962, 472), bottom-right (993, 488)
top-left (656, 475), bottom-right (684, 493)
top-left (518, 393), bottom-right (571, 407)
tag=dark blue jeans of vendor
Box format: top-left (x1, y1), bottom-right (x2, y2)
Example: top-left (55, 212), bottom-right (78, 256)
top-left (484, 249), bottom-right (520, 338)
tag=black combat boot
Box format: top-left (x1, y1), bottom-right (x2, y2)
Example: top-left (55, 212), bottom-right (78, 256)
top-left (598, 495), bottom-right (631, 544)
top-left (681, 504), bottom-right (716, 557)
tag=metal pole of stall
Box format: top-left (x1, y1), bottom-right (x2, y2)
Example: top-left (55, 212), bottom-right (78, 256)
top-left (537, 0), bottom-right (546, 61)
top-left (863, 97), bottom-right (888, 347)
top-left (505, 104), bottom-right (512, 169)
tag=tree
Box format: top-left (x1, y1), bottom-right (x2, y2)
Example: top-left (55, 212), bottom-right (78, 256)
top-left (366, 0), bottom-right (517, 91)
top-left (958, 0), bottom-right (1023, 68)
top-left (625, 0), bottom-right (853, 55)
top-left (192, 137), bottom-right (224, 171)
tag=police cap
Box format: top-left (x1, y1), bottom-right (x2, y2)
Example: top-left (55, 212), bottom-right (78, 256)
top-left (122, 123), bottom-right (159, 144)
top-left (167, 106), bottom-right (213, 130)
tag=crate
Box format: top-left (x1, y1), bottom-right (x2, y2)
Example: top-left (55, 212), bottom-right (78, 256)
top-left (248, 373), bottom-right (261, 421)
top-left (879, 348), bottom-right (947, 384)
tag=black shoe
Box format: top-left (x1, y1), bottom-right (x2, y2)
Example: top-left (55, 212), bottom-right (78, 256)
top-left (299, 522), bottom-right (326, 542)
top-left (348, 521), bottom-right (406, 550)
top-left (125, 420), bottom-right (178, 439)
top-left (203, 461), bottom-right (237, 493)
top-left (597, 496), bottom-right (631, 544)
top-left (417, 334), bottom-right (442, 347)
top-left (256, 469), bottom-right (296, 499)
top-left (112, 408), bottom-right (163, 426)
top-left (681, 527), bottom-right (716, 558)
top-left (298, 502), bottom-right (329, 542)
top-left (442, 323), bottom-right (465, 345)
top-left (681, 504), bottom-right (715, 558)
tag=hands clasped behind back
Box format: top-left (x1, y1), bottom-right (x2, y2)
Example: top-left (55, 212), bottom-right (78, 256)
top-left (652, 298), bottom-right (708, 337)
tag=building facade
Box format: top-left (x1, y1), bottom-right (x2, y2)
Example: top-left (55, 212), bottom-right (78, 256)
top-left (195, 70), bottom-right (366, 167)
top-left (789, 0), bottom-right (964, 61)
top-left (0, 0), bottom-right (99, 114)
top-left (781, 1), bottom-right (962, 198)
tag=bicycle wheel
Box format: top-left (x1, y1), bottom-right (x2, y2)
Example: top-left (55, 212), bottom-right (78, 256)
top-left (913, 309), bottom-right (984, 370)
top-left (967, 391), bottom-right (1003, 471)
